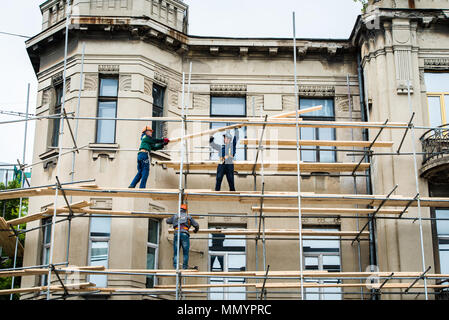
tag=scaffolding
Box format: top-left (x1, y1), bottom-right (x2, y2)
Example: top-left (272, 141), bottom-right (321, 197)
top-left (0, 4), bottom-right (448, 301)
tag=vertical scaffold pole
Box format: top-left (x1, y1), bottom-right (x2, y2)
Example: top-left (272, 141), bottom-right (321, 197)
top-left (175, 72), bottom-right (186, 300)
top-left (46, 0), bottom-right (71, 300)
top-left (406, 78), bottom-right (428, 300)
top-left (292, 11), bottom-right (304, 300)
top-left (9, 83), bottom-right (30, 300)
top-left (65, 42), bottom-right (86, 269)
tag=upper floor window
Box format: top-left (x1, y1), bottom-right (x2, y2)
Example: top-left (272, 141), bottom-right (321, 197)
top-left (425, 73), bottom-right (449, 128)
top-left (300, 98), bottom-right (336, 163)
top-left (50, 84), bottom-right (63, 148)
top-left (96, 77), bottom-right (118, 143)
top-left (152, 84), bottom-right (165, 139)
top-left (210, 97), bottom-right (246, 161)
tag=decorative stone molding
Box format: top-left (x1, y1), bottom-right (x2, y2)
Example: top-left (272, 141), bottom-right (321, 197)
top-left (210, 84), bottom-right (247, 96)
top-left (98, 64), bottom-right (119, 74)
top-left (193, 94), bottom-right (210, 111)
top-left (154, 72), bottom-right (168, 86)
top-left (298, 85), bottom-right (335, 97)
top-left (52, 72), bottom-right (63, 86)
top-left (119, 74), bottom-right (132, 91)
top-left (144, 77), bottom-right (153, 96)
top-left (424, 58), bottom-right (449, 70)
top-left (335, 96), bottom-right (350, 112)
top-left (168, 89), bottom-right (179, 108)
top-left (90, 198), bottom-right (113, 210)
top-left (89, 143), bottom-right (119, 160)
top-left (39, 149), bottom-right (59, 170)
top-left (84, 74), bottom-right (98, 91)
top-left (42, 88), bottom-right (52, 106)
top-left (282, 95), bottom-right (296, 110)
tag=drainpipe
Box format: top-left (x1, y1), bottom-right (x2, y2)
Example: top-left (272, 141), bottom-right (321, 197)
top-left (357, 52), bottom-right (380, 300)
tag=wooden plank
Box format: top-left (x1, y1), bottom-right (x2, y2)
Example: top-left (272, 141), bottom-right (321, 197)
top-left (155, 282), bottom-right (449, 290)
top-left (241, 139), bottom-right (394, 148)
top-left (1, 186), bottom-right (448, 208)
top-left (0, 217), bottom-right (23, 257)
top-left (250, 207), bottom-right (405, 215)
top-left (168, 228), bottom-right (369, 237)
top-left (268, 105), bottom-right (322, 119)
top-left (157, 161), bottom-right (370, 172)
top-left (0, 282), bottom-right (94, 295)
top-left (168, 119), bottom-right (409, 142)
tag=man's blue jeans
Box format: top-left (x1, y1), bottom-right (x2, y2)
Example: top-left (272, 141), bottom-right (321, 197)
top-left (173, 232), bottom-right (190, 269)
top-left (129, 152), bottom-right (150, 188)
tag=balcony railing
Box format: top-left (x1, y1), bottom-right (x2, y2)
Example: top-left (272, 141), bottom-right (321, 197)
top-left (420, 124), bottom-right (449, 165)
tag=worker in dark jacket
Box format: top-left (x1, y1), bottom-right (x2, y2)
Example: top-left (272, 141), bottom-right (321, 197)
top-left (166, 204), bottom-right (199, 269)
top-left (129, 126), bottom-right (169, 188)
top-left (210, 128), bottom-right (239, 191)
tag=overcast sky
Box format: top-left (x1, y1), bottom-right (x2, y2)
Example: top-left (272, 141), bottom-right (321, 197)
top-left (0, 0), bottom-right (362, 167)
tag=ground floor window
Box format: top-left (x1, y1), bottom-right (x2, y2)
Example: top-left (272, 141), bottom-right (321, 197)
top-left (208, 225), bottom-right (246, 300)
top-left (303, 227), bottom-right (342, 300)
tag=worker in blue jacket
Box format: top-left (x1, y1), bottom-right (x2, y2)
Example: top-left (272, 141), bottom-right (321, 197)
top-left (209, 128), bottom-right (239, 191)
top-left (166, 204), bottom-right (199, 269)
top-left (129, 126), bottom-right (169, 188)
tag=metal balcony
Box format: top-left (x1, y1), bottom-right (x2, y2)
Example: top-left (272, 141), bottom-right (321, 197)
top-left (420, 124), bottom-right (449, 182)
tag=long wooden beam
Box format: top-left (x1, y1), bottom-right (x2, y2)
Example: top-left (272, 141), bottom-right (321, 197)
top-left (268, 105), bottom-right (322, 119)
top-left (155, 282), bottom-right (449, 290)
top-left (168, 228), bottom-right (369, 237)
top-left (157, 161), bottom-right (370, 173)
top-left (0, 217), bottom-right (23, 257)
top-left (2, 186), bottom-right (448, 207)
top-left (0, 282), bottom-right (94, 295)
top-left (168, 119), bottom-right (408, 142)
top-left (251, 206), bottom-right (406, 215)
top-left (241, 139), bottom-right (394, 148)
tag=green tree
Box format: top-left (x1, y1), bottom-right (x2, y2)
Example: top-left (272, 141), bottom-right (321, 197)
top-left (354, 0), bottom-right (369, 12)
top-left (0, 178), bottom-right (28, 300)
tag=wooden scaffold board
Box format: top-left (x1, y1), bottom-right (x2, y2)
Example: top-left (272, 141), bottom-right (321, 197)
top-left (241, 139), bottom-right (394, 148)
top-left (0, 217), bottom-right (23, 257)
top-left (157, 161), bottom-right (370, 173)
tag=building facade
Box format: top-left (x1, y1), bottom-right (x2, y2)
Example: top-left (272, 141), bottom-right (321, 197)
top-left (17, 0), bottom-right (449, 299)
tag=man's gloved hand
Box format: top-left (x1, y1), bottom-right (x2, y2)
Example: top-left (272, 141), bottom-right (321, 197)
top-left (209, 136), bottom-right (214, 143)
top-left (194, 226), bottom-right (199, 234)
top-left (163, 138), bottom-right (170, 145)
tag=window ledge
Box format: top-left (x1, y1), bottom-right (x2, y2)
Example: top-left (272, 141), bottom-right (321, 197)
top-left (89, 143), bottom-right (119, 160)
top-left (150, 150), bottom-right (171, 162)
top-left (39, 149), bottom-right (59, 169)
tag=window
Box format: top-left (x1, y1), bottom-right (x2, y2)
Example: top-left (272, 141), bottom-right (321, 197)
top-left (96, 77), bottom-right (118, 143)
top-left (303, 227), bottom-right (341, 300)
top-left (50, 84), bottom-right (63, 147)
top-left (208, 225), bottom-right (246, 300)
top-left (425, 73), bottom-right (449, 127)
top-left (146, 219), bottom-right (160, 288)
top-left (88, 216), bottom-right (111, 287)
top-left (210, 97), bottom-right (247, 161)
top-left (300, 98), bottom-right (336, 163)
top-left (41, 217), bottom-right (52, 285)
top-left (152, 84), bottom-right (165, 139)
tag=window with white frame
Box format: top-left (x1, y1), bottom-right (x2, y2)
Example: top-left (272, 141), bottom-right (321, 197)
top-left (146, 219), bottom-right (160, 288)
top-left (300, 98), bottom-right (336, 163)
top-left (210, 97), bottom-right (247, 161)
top-left (435, 209), bottom-right (449, 274)
top-left (424, 73), bottom-right (449, 128)
top-left (88, 216), bottom-right (111, 287)
top-left (208, 224), bottom-right (246, 300)
top-left (41, 217), bottom-right (52, 285)
top-left (303, 227), bottom-right (341, 300)
top-left (96, 77), bottom-right (118, 143)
